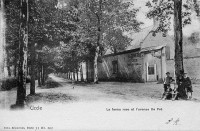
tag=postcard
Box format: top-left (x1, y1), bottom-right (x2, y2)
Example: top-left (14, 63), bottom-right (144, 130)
top-left (1, 0), bottom-right (200, 130)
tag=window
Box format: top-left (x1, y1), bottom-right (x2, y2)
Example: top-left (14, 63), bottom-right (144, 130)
top-left (112, 60), bottom-right (118, 74)
top-left (148, 66), bottom-right (154, 75)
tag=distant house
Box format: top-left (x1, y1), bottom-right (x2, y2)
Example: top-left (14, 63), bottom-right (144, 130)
top-left (95, 23), bottom-right (174, 82)
top-left (82, 20), bottom-right (200, 83)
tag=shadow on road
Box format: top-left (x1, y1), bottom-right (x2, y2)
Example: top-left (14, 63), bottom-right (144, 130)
top-left (26, 92), bottom-right (77, 105)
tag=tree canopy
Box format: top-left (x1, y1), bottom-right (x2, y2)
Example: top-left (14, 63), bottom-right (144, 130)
top-left (5, 0), bottom-right (142, 84)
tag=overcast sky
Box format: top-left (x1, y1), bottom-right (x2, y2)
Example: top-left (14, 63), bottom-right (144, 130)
top-left (132, 0), bottom-right (200, 36)
top-left (131, 0), bottom-right (153, 28)
top-left (58, 0), bottom-right (200, 37)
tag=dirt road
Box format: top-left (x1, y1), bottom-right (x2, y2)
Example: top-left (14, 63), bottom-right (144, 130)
top-left (1, 75), bottom-right (200, 130)
top-left (1, 74), bottom-right (200, 109)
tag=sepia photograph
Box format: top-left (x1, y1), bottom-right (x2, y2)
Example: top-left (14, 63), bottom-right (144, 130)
top-left (0, 0), bottom-right (200, 130)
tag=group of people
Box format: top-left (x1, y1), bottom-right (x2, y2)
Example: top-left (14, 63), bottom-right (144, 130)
top-left (161, 71), bottom-right (193, 100)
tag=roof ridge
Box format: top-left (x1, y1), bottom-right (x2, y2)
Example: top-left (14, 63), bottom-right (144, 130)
top-left (139, 31), bottom-right (152, 47)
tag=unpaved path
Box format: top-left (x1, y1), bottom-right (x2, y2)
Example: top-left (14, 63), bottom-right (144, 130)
top-left (1, 75), bottom-right (200, 130)
top-left (47, 74), bottom-right (200, 102)
top-left (1, 74), bottom-right (200, 109)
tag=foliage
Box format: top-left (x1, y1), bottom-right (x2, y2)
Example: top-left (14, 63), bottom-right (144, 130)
top-left (1, 77), bottom-right (18, 91)
top-left (193, 0), bottom-right (200, 16)
top-left (5, 0), bottom-right (20, 67)
top-left (102, 28), bottom-right (131, 53)
top-left (146, 0), bottom-right (195, 35)
top-left (5, 0), bottom-right (142, 80)
top-left (49, 0), bottom-right (143, 79)
top-left (68, 0), bottom-right (142, 54)
top-left (188, 32), bottom-right (200, 44)
top-left (5, 0), bottom-right (76, 73)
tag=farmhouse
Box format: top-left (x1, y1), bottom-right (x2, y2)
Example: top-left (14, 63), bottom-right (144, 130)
top-left (96, 22), bottom-right (175, 82)
top-left (78, 16), bottom-right (200, 83)
top-left (84, 22), bottom-right (200, 83)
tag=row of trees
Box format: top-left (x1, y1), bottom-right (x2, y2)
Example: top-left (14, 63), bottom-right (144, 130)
top-left (4, 0), bottom-right (142, 107)
top-left (5, 0), bottom-right (80, 107)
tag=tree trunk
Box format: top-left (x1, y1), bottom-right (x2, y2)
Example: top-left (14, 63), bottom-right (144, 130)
top-left (16, 0), bottom-right (29, 107)
top-left (0, 0), bottom-right (6, 80)
top-left (40, 64), bottom-right (43, 85)
top-left (14, 65), bottom-right (17, 77)
top-left (41, 65), bottom-right (45, 85)
top-left (80, 64), bottom-right (84, 81)
top-left (86, 60), bottom-right (89, 82)
top-left (7, 66), bottom-right (11, 77)
top-left (93, 24), bottom-right (100, 83)
top-left (38, 66), bottom-right (41, 86)
top-left (174, 0), bottom-right (187, 99)
top-left (30, 43), bottom-right (36, 95)
top-left (40, 62), bottom-right (42, 86)
top-left (40, 66), bottom-right (42, 83)
top-left (44, 66), bottom-right (47, 81)
top-left (27, 66), bottom-right (29, 76)
top-left (76, 69), bottom-right (79, 81)
top-left (6, 52), bottom-right (11, 77)
top-left (93, 0), bottom-right (102, 84)
top-left (73, 70), bottom-right (75, 81)
top-left (37, 60), bottom-right (41, 87)
top-left (93, 46), bottom-right (99, 83)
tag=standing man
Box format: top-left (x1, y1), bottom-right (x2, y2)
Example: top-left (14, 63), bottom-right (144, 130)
top-left (161, 72), bottom-right (174, 100)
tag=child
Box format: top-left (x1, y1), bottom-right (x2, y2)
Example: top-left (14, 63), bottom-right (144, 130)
top-left (161, 72), bottom-right (174, 100)
top-left (171, 84), bottom-right (178, 101)
top-left (162, 86), bottom-right (172, 100)
top-left (163, 72), bottom-right (174, 91)
top-left (183, 73), bottom-right (193, 99)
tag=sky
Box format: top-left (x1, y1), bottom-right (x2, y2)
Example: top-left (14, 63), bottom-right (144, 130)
top-left (131, 0), bottom-right (200, 37)
top-left (130, 0), bottom-right (153, 28)
top-left (58, 0), bottom-right (200, 37)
